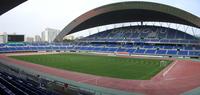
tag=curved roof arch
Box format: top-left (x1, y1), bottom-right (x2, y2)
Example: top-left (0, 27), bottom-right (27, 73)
top-left (55, 1), bottom-right (200, 41)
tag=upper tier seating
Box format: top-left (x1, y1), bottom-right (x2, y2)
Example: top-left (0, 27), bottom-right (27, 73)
top-left (81, 26), bottom-right (199, 44)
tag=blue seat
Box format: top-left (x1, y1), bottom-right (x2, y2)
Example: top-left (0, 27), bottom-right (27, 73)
top-left (190, 40), bottom-right (199, 43)
top-left (170, 40), bottom-right (179, 43)
top-left (23, 47), bottom-right (31, 51)
top-left (100, 48), bottom-right (109, 52)
top-left (167, 50), bottom-right (177, 55)
top-left (37, 47), bottom-right (46, 51)
top-left (45, 46), bottom-right (52, 50)
top-left (0, 44), bottom-right (5, 47)
top-left (178, 51), bottom-right (188, 56)
top-left (86, 47), bottom-right (94, 51)
top-left (7, 47), bottom-right (17, 52)
top-left (160, 39), bottom-right (169, 43)
top-left (126, 49), bottom-right (135, 54)
top-left (107, 48), bottom-right (118, 52)
top-left (66, 47), bottom-right (74, 50)
top-left (188, 51), bottom-right (200, 56)
top-left (184, 46), bottom-right (193, 50)
top-left (145, 49), bottom-right (156, 54)
top-left (93, 47), bottom-right (102, 51)
top-left (15, 47), bottom-right (24, 51)
top-left (30, 47), bottom-right (37, 51)
top-left (143, 45), bottom-right (153, 49)
top-left (117, 48), bottom-right (127, 52)
top-left (60, 47), bottom-right (66, 50)
top-left (74, 47), bottom-right (80, 50)
top-left (164, 46), bottom-right (173, 49)
top-left (156, 50), bottom-right (167, 55)
top-left (180, 40), bottom-right (189, 43)
top-left (134, 49), bottom-right (145, 54)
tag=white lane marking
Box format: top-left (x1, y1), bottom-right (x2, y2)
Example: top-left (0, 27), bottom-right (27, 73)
top-left (78, 77), bottom-right (99, 83)
top-left (163, 61), bottom-right (177, 77)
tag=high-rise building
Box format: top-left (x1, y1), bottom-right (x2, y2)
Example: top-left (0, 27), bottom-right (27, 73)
top-left (41, 28), bottom-right (60, 42)
top-left (35, 35), bottom-right (41, 42)
top-left (41, 31), bottom-right (46, 42)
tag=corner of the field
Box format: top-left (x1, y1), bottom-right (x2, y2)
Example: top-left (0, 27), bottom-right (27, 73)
top-left (150, 60), bottom-right (177, 81)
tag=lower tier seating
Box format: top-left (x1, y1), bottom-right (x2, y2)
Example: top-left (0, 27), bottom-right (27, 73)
top-left (0, 43), bottom-right (200, 57)
top-left (0, 71), bottom-right (60, 95)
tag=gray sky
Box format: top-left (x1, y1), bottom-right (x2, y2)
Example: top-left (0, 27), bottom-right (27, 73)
top-left (0, 0), bottom-right (200, 38)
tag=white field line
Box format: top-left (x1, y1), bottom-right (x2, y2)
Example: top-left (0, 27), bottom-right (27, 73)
top-left (163, 61), bottom-right (177, 77)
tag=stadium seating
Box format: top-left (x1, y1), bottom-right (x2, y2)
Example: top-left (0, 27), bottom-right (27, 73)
top-left (167, 50), bottom-right (177, 55)
top-left (145, 49), bottom-right (156, 54)
top-left (135, 49), bottom-right (146, 54)
top-left (83, 26), bottom-right (198, 40)
top-left (0, 26), bottom-right (199, 57)
top-left (0, 71), bottom-right (60, 95)
top-left (156, 50), bottom-right (167, 55)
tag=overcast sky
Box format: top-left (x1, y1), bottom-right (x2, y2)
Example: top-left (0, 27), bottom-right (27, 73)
top-left (0, 0), bottom-right (200, 38)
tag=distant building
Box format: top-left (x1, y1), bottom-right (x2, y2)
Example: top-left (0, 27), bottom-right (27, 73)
top-left (41, 31), bottom-right (45, 42)
top-left (0, 35), bottom-right (3, 43)
top-left (26, 37), bottom-right (34, 43)
top-left (35, 35), bottom-right (41, 42)
top-left (0, 32), bottom-right (6, 43)
top-left (41, 28), bottom-right (60, 42)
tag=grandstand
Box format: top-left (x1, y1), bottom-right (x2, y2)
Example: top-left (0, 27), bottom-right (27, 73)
top-left (0, 71), bottom-right (60, 95)
top-left (0, 26), bottom-right (200, 58)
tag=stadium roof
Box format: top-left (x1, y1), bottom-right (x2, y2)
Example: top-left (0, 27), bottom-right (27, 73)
top-left (0, 0), bottom-right (27, 15)
top-left (55, 1), bottom-right (200, 41)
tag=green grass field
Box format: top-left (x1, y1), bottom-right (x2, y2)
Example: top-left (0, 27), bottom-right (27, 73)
top-left (10, 53), bottom-right (172, 80)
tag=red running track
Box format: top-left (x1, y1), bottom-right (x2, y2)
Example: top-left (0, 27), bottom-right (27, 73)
top-left (1, 55), bottom-right (200, 95)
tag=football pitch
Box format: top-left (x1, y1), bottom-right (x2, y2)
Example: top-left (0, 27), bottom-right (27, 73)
top-left (10, 53), bottom-right (172, 80)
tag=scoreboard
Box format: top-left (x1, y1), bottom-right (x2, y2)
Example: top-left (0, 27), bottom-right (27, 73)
top-left (7, 35), bottom-right (24, 42)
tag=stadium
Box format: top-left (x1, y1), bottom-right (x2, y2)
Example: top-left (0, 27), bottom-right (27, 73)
top-left (1, 1), bottom-right (200, 95)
